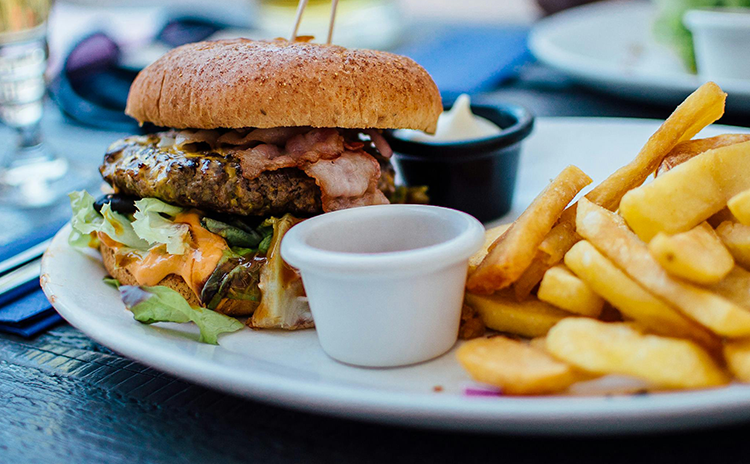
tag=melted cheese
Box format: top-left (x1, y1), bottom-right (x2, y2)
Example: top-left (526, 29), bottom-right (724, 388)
top-left (107, 212), bottom-right (227, 296)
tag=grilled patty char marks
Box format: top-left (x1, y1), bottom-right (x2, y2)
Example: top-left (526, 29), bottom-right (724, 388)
top-left (100, 136), bottom-right (323, 217)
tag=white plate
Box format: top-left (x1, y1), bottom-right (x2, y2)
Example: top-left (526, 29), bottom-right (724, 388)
top-left (41, 117), bottom-right (750, 435)
top-left (529, 0), bottom-right (750, 113)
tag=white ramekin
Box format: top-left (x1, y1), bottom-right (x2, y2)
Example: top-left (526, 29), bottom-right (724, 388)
top-left (684, 9), bottom-right (750, 80)
top-left (281, 204), bottom-right (485, 367)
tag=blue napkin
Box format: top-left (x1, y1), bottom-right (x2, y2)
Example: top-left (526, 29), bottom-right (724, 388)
top-left (0, 219), bottom-right (68, 337)
top-left (0, 288), bottom-right (54, 325)
top-left (0, 311), bottom-right (63, 337)
top-left (395, 25), bottom-right (531, 101)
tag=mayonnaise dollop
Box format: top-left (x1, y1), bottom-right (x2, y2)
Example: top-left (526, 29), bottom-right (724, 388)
top-left (395, 94), bottom-right (502, 143)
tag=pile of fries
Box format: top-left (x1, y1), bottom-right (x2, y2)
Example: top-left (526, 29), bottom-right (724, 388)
top-left (458, 82), bottom-right (750, 395)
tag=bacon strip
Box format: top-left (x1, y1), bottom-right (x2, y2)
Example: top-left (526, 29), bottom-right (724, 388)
top-left (235, 128), bottom-right (390, 212)
top-left (304, 151), bottom-right (388, 211)
top-left (365, 129), bottom-right (393, 159)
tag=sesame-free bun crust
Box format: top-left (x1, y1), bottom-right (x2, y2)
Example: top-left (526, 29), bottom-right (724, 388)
top-left (125, 39), bottom-right (442, 133)
top-left (100, 242), bottom-right (254, 317)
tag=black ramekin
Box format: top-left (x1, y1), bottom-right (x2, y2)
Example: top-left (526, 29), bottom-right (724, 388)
top-left (385, 102), bottom-right (534, 222)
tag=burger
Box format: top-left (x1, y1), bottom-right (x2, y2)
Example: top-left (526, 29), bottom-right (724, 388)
top-left (68, 38), bottom-right (442, 333)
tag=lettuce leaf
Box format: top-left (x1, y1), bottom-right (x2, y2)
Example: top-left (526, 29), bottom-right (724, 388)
top-left (69, 190), bottom-right (103, 249)
top-left (103, 277), bottom-right (121, 289)
top-left (120, 285), bottom-right (244, 344)
top-left (100, 203), bottom-right (150, 250)
top-left (68, 190), bottom-right (149, 251)
top-left (132, 198), bottom-right (189, 255)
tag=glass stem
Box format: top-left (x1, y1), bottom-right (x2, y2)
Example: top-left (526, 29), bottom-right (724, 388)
top-left (8, 122), bottom-right (50, 167)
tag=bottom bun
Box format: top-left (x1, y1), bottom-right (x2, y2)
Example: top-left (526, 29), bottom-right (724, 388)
top-left (100, 241), bottom-right (256, 316)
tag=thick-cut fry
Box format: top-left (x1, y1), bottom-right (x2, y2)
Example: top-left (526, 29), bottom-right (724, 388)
top-left (468, 224), bottom-right (510, 274)
top-left (564, 241), bottom-right (720, 350)
top-left (620, 141), bottom-right (750, 241)
top-left (708, 207), bottom-right (738, 228)
top-left (576, 198), bottom-right (750, 338)
top-left (648, 222), bottom-right (734, 285)
top-left (537, 265), bottom-right (604, 317)
top-left (512, 255), bottom-right (550, 301)
top-left (724, 339), bottom-right (750, 382)
top-left (538, 208), bottom-right (579, 264)
top-left (656, 134), bottom-right (750, 176)
top-left (586, 81), bottom-right (726, 211)
top-left (728, 189), bottom-right (750, 225)
top-left (466, 166), bottom-right (591, 294)
top-left (457, 337), bottom-right (588, 395)
top-left (529, 336), bottom-right (548, 351)
top-left (464, 292), bottom-right (572, 338)
top-left (716, 221), bottom-right (750, 269)
top-left (532, 82), bottom-right (727, 268)
top-left (546, 319), bottom-right (729, 389)
top-left (710, 266), bottom-right (750, 309)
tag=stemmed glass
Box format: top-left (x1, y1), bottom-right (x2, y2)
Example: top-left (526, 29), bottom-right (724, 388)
top-left (0, 0), bottom-right (85, 207)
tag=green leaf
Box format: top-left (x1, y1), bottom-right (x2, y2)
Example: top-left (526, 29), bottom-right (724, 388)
top-left (120, 285), bottom-right (244, 344)
top-left (68, 190), bottom-right (150, 251)
top-left (132, 198), bottom-right (189, 255)
top-left (100, 203), bottom-right (150, 250)
top-left (103, 277), bottom-right (121, 289)
top-left (68, 190), bottom-right (103, 249)
top-left (257, 233), bottom-right (273, 255)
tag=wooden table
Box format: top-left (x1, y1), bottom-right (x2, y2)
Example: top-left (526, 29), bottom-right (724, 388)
top-left (3, 62), bottom-right (749, 462)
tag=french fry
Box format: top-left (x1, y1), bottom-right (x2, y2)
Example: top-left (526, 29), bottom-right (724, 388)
top-left (728, 189), bottom-right (750, 226)
top-left (576, 198), bottom-right (750, 338)
top-left (529, 336), bottom-right (548, 351)
top-left (724, 339), bottom-right (750, 382)
top-left (710, 266), bottom-right (750, 309)
top-left (716, 221), bottom-right (750, 269)
top-left (537, 265), bottom-right (604, 317)
top-left (532, 82), bottom-right (727, 268)
top-left (620, 141), bottom-right (750, 241)
top-left (512, 255), bottom-right (550, 301)
top-left (464, 292), bottom-right (572, 338)
top-left (466, 166), bottom-right (591, 294)
top-left (546, 319), bottom-right (729, 389)
top-left (457, 336), bottom-right (588, 395)
top-left (468, 224), bottom-right (510, 274)
top-left (586, 81), bottom-right (726, 211)
top-left (538, 208), bottom-right (579, 264)
top-left (708, 207), bottom-right (738, 228)
top-left (656, 134), bottom-right (750, 176)
top-left (648, 222), bottom-right (734, 285)
top-left (564, 240), bottom-right (720, 350)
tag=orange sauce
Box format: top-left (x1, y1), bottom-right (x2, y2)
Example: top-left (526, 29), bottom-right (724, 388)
top-left (104, 212), bottom-right (228, 296)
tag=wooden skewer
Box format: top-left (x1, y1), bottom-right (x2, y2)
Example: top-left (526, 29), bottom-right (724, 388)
top-left (290, 0), bottom-right (309, 42)
top-left (326, 0), bottom-right (340, 44)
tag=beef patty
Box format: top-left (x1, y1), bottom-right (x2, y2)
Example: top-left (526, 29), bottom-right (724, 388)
top-left (100, 136), bottom-right (323, 217)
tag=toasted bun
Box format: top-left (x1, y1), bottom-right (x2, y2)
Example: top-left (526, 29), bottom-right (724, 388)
top-left (125, 39), bottom-right (442, 133)
top-left (100, 242), bottom-right (254, 317)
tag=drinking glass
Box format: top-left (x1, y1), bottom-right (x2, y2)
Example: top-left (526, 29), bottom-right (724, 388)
top-left (0, 0), bottom-right (85, 207)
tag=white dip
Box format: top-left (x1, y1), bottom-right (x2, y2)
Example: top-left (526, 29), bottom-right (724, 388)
top-left (395, 94), bottom-right (502, 143)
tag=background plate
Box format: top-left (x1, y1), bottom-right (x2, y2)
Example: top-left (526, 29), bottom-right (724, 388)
top-left (529, 1), bottom-right (750, 113)
top-left (42, 117), bottom-right (750, 435)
